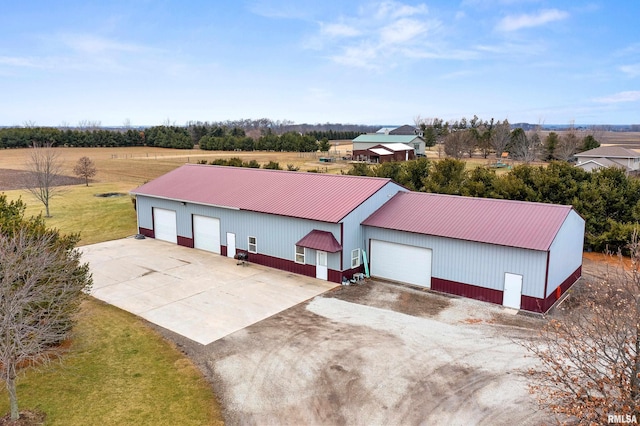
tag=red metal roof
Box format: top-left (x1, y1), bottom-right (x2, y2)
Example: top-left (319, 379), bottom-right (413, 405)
top-left (296, 230), bottom-right (342, 252)
top-left (362, 192), bottom-right (574, 251)
top-left (131, 164), bottom-right (395, 223)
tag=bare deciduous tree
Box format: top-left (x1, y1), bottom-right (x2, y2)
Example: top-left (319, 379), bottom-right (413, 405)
top-left (490, 119), bottom-right (511, 159)
top-left (0, 225), bottom-right (91, 421)
top-left (584, 125), bottom-right (608, 147)
top-left (24, 144), bottom-right (64, 217)
top-left (444, 130), bottom-right (474, 159)
top-left (77, 120), bottom-right (101, 131)
top-left (523, 235), bottom-right (640, 424)
top-left (510, 127), bottom-right (539, 163)
top-left (555, 123), bottom-right (580, 161)
top-left (73, 156), bottom-right (97, 186)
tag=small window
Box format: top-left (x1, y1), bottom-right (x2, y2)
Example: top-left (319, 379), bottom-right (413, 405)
top-left (351, 248), bottom-right (361, 268)
top-left (295, 246), bottom-right (305, 264)
top-left (248, 236), bottom-right (257, 253)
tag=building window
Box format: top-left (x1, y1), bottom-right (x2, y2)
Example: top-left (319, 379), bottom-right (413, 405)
top-left (295, 246), bottom-right (305, 264)
top-left (248, 236), bottom-right (257, 253)
top-left (351, 248), bottom-right (361, 268)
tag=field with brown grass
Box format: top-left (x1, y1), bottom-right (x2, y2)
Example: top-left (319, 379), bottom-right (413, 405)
top-left (0, 143), bottom-right (357, 188)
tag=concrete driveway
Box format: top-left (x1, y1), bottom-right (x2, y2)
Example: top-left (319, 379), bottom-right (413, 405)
top-left (81, 237), bottom-right (337, 345)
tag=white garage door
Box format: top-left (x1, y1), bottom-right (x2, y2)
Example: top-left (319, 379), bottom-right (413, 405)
top-left (153, 208), bottom-right (177, 243)
top-left (193, 215), bottom-right (221, 254)
top-left (370, 240), bottom-right (432, 288)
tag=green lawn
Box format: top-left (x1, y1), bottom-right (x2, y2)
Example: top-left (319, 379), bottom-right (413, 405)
top-left (3, 182), bottom-right (138, 246)
top-left (0, 299), bottom-right (222, 425)
top-left (1, 183), bottom-right (224, 424)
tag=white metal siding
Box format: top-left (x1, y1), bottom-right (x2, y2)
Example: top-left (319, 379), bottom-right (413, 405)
top-left (136, 196), bottom-right (342, 269)
top-left (193, 215), bottom-right (221, 254)
top-left (546, 210), bottom-right (585, 296)
top-left (340, 182), bottom-right (406, 270)
top-left (153, 208), bottom-right (177, 243)
top-left (370, 240), bottom-right (432, 287)
top-left (364, 226), bottom-right (548, 298)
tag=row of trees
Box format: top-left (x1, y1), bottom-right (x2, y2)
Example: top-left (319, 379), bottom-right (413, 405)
top-left (199, 129), bottom-right (330, 152)
top-left (0, 125), bottom-right (334, 152)
top-left (0, 127), bottom-right (145, 149)
top-left (186, 119), bottom-right (377, 140)
top-left (0, 126), bottom-right (197, 149)
top-left (416, 116), bottom-right (602, 162)
top-left (196, 158), bottom-right (290, 170)
top-left (344, 158), bottom-right (640, 252)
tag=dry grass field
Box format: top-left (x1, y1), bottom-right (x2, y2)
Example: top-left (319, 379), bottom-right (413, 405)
top-left (0, 144), bottom-right (357, 244)
top-left (0, 142), bottom-right (357, 187)
top-left (540, 130), bottom-right (640, 147)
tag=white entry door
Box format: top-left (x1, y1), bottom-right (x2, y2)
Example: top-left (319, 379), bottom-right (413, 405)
top-left (153, 208), bottom-right (177, 243)
top-left (193, 215), bottom-right (221, 254)
top-left (503, 273), bottom-right (523, 309)
top-left (226, 233), bottom-right (236, 258)
top-left (316, 251), bottom-right (328, 280)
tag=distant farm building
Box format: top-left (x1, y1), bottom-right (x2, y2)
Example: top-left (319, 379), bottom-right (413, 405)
top-left (376, 124), bottom-right (423, 137)
top-left (352, 143), bottom-right (416, 163)
top-left (352, 134), bottom-right (426, 156)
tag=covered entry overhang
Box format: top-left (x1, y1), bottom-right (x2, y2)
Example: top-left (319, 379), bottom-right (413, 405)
top-left (295, 230), bottom-right (342, 253)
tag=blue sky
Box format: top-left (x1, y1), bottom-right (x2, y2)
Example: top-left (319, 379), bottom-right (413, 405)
top-left (0, 0), bottom-right (638, 126)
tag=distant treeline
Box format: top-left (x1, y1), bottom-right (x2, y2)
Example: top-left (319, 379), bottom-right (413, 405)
top-left (344, 158), bottom-right (640, 253)
top-left (0, 127), bottom-right (146, 148)
top-left (199, 129), bottom-right (326, 152)
top-left (186, 119), bottom-right (377, 136)
top-left (0, 126), bottom-right (195, 149)
top-left (0, 122), bottom-right (365, 150)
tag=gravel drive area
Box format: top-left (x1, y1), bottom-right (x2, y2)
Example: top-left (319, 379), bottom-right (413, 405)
top-left (154, 280), bottom-right (554, 425)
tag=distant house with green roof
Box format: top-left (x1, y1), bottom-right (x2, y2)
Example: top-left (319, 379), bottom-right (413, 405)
top-left (352, 134), bottom-right (425, 156)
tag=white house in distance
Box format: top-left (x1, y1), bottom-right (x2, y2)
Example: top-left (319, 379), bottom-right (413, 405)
top-left (575, 146), bottom-right (640, 173)
top-left (132, 164), bottom-right (585, 313)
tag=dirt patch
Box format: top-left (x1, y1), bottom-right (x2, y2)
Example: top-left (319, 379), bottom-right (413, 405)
top-left (94, 192), bottom-right (126, 197)
top-left (324, 280), bottom-right (452, 317)
top-left (0, 168), bottom-right (85, 191)
top-left (150, 280), bottom-right (551, 425)
top-left (0, 410), bottom-right (46, 425)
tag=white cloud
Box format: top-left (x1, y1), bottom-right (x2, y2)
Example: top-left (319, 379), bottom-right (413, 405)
top-left (247, 0), bottom-right (311, 19)
top-left (331, 44), bottom-right (382, 70)
top-left (379, 18), bottom-right (428, 45)
top-left (620, 64), bottom-right (640, 78)
top-left (0, 56), bottom-right (39, 68)
top-left (497, 9), bottom-right (569, 32)
top-left (311, 1), bottom-right (437, 69)
top-left (595, 91), bottom-right (640, 103)
top-left (372, 1), bottom-right (428, 20)
top-left (320, 23), bottom-right (360, 37)
top-left (59, 34), bottom-right (147, 55)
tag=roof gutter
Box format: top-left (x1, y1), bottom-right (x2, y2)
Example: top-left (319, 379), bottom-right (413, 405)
top-left (130, 193), bottom-right (240, 211)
